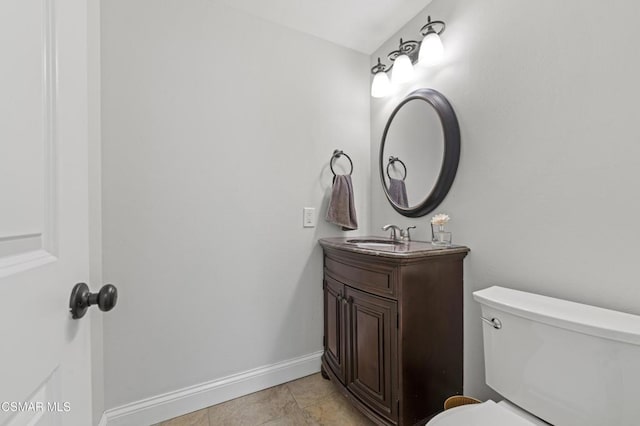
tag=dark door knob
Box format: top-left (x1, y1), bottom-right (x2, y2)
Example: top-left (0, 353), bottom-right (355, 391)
top-left (69, 283), bottom-right (118, 319)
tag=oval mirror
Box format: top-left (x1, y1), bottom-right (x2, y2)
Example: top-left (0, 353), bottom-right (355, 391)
top-left (379, 88), bottom-right (460, 217)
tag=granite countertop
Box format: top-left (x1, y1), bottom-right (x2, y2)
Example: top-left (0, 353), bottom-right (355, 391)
top-left (318, 236), bottom-right (470, 259)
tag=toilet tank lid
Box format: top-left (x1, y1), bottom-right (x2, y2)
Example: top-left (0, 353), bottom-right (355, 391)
top-left (473, 286), bottom-right (640, 345)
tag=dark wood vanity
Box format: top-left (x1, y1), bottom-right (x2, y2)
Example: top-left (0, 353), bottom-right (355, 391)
top-left (319, 237), bottom-right (469, 425)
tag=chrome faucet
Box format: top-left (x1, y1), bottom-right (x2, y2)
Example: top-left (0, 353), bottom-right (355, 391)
top-left (402, 226), bottom-right (416, 242)
top-left (382, 224), bottom-right (403, 241)
top-left (382, 224), bottom-right (416, 242)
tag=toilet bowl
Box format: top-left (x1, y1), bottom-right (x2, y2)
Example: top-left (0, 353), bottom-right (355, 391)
top-left (427, 400), bottom-right (547, 425)
top-left (427, 286), bottom-right (640, 426)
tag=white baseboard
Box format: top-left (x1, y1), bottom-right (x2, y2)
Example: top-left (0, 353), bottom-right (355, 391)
top-left (103, 351), bottom-right (323, 426)
top-left (97, 412), bottom-right (107, 426)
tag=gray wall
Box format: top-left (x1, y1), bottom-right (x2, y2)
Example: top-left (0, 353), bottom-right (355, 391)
top-left (370, 0), bottom-right (640, 399)
top-left (101, 0), bottom-right (370, 409)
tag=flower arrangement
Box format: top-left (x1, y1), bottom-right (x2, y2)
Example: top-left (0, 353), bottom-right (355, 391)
top-left (430, 213), bottom-right (450, 226)
top-left (431, 213), bottom-right (452, 247)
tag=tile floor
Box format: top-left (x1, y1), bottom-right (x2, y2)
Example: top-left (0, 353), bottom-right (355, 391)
top-left (157, 373), bottom-right (374, 426)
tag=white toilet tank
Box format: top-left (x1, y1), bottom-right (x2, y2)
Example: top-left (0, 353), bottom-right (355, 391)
top-left (473, 286), bottom-right (640, 426)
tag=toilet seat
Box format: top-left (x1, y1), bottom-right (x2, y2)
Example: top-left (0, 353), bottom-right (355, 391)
top-left (426, 400), bottom-right (547, 426)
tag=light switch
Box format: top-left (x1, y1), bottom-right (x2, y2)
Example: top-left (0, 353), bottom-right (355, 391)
top-left (303, 207), bottom-right (316, 228)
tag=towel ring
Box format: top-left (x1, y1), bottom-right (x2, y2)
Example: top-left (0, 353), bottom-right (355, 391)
top-left (386, 156), bottom-right (407, 181)
top-left (330, 149), bottom-right (353, 177)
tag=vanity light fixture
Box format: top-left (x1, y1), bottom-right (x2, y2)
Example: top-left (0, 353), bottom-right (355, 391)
top-left (370, 58), bottom-right (391, 98)
top-left (418, 16), bottom-right (446, 67)
top-left (370, 16), bottom-right (446, 98)
top-left (390, 38), bottom-right (419, 85)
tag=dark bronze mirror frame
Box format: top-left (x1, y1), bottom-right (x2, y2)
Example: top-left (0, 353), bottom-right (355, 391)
top-left (379, 88), bottom-right (460, 217)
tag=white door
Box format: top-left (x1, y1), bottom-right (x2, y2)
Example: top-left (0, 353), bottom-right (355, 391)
top-left (1, 0), bottom-right (93, 425)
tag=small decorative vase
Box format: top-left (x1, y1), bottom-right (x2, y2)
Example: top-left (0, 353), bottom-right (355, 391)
top-left (431, 224), bottom-right (452, 247)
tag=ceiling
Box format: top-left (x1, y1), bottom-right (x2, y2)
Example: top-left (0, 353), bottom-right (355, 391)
top-left (216, 0), bottom-right (432, 54)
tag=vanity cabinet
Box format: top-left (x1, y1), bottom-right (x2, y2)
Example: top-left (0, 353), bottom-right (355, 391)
top-left (319, 238), bottom-right (469, 426)
top-left (325, 275), bottom-right (397, 419)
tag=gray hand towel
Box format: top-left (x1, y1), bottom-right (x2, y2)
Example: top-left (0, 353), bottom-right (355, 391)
top-left (326, 175), bottom-right (358, 230)
top-left (388, 178), bottom-right (408, 208)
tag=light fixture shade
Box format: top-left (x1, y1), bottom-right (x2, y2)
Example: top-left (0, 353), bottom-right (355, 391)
top-left (371, 72), bottom-right (391, 98)
top-left (418, 32), bottom-right (444, 66)
top-left (392, 54), bottom-right (414, 84)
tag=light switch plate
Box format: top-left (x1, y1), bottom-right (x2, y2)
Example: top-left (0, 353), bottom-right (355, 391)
top-left (303, 207), bottom-right (316, 228)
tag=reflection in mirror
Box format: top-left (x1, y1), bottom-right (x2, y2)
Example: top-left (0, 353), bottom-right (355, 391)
top-left (386, 156), bottom-right (408, 207)
top-left (382, 100), bottom-right (444, 208)
top-left (379, 88), bottom-right (460, 217)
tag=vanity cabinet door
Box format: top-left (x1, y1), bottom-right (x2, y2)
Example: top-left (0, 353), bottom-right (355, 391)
top-left (323, 275), bottom-right (346, 383)
top-left (345, 286), bottom-right (397, 422)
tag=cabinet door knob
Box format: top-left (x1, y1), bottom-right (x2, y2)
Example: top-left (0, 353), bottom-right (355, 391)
top-left (337, 293), bottom-right (343, 302)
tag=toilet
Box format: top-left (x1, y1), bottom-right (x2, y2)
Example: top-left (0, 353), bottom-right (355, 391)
top-left (427, 286), bottom-right (640, 426)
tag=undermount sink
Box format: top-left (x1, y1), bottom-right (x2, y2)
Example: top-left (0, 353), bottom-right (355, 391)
top-left (346, 238), bottom-right (404, 247)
